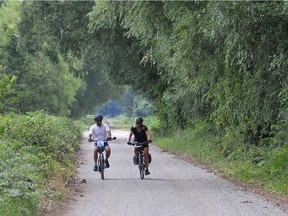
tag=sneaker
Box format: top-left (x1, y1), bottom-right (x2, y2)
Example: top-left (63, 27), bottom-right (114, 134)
top-left (93, 165), bottom-right (98, 172)
top-left (133, 155), bottom-right (139, 165)
top-left (145, 169), bottom-right (150, 175)
top-left (105, 160), bottom-right (110, 168)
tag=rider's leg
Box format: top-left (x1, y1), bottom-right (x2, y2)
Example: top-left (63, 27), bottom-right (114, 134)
top-left (144, 147), bottom-right (149, 170)
top-left (104, 146), bottom-right (111, 168)
top-left (134, 146), bottom-right (138, 156)
top-left (93, 146), bottom-right (98, 165)
top-left (134, 147), bottom-right (139, 164)
top-left (105, 145), bottom-right (111, 160)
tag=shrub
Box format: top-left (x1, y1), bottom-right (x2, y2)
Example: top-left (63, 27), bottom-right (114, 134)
top-left (0, 111), bottom-right (82, 215)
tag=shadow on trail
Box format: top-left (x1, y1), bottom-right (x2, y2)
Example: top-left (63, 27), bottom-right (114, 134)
top-left (96, 178), bottom-right (194, 181)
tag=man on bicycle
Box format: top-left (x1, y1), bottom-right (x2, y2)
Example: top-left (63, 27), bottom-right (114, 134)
top-left (88, 114), bottom-right (112, 172)
top-left (127, 116), bottom-right (152, 175)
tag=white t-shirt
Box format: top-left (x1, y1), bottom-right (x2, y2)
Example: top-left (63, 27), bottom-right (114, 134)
top-left (89, 123), bottom-right (110, 141)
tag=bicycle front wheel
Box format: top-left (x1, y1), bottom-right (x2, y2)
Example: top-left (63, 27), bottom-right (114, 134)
top-left (99, 154), bottom-right (105, 180)
top-left (139, 154), bottom-right (144, 180)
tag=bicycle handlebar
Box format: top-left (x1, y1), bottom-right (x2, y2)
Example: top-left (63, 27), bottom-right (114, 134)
top-left (89, 137), bottom-right (116, 142)
top-left (127, 140), bottom-right (151, 146)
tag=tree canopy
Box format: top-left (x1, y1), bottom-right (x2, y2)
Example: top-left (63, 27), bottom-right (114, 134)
top-left (1, 1), bottom-right (288, 147)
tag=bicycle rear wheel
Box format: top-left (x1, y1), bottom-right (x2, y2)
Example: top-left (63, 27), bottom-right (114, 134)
top-left (139, 154), bottom-right (144, 180)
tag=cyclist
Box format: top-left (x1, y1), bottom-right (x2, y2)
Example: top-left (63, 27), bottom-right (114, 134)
top-left (127, 116), bottom-right (152, 175)
top-left (88, 114), bottom-right (112, 172)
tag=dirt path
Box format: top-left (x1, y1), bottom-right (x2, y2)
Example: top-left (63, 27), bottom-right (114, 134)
top-left (56, 129), bottom-right (287, 216)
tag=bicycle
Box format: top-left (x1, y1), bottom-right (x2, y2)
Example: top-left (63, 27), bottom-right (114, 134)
top-left (93, 137), bottom-right (116, 180)
top-left (128, 141), bottom-right (151, 180)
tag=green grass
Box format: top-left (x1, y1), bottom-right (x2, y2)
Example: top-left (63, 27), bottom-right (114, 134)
top-left (154, 122), bottom-right (220, 163)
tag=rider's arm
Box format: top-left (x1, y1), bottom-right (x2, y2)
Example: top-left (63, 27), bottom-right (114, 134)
top-left (146, 130), bottom-right (151, 142)
top-left (107, 130), bottom-right (112, 138)
top-left (88, 126), bottom-right (93, 142)
top-left (88, 133), bottom-right (93, 142)
top-left (104, 123), bottom-right (112, 139)
top-left (128, 131), bottom-right (133, 142)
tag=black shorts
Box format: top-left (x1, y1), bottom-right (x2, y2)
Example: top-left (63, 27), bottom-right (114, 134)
top-left (134, 142), bottom-right (149, 148)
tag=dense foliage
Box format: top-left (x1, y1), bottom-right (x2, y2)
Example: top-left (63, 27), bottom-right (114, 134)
top-left (87, 1), bottom-right (288, 148)
top-left (0, 1), bottom-right (124, 117)
top-left (0, 111), bottom-right (82, 215)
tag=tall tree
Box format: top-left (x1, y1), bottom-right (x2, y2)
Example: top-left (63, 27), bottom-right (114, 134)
top-left (0, 1), bottom-right (83, 116)
top-left (18, 1), bottom-right (125, 117)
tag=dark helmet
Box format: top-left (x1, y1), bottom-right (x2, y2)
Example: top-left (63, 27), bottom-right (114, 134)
top-left (94, 114), bottom-right (103, 121)
top-left (135, 116), bottom-right (143, 124)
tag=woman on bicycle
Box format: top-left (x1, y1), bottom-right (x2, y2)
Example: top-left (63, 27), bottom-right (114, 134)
top-left (127, 116), bottom-right (152, 175)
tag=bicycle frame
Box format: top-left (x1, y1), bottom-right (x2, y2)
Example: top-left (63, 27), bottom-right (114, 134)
top-left (93, 137), bottom-right (116, 180)
top-left (131, 142), bottom-right (147, 180)
top-left (97, 144), bottom-right (105, 180)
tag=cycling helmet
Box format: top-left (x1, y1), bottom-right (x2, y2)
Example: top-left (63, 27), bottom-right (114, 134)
top-left (94, 114), bottom-right (103, 121)
top-left (135, 116), bottom-right (143, 124)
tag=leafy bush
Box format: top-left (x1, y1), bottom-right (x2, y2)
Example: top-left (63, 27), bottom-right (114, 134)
top-left (0, 111), bottom-right (82, 215)
top-left (265, 145), bottom-right (288, 179)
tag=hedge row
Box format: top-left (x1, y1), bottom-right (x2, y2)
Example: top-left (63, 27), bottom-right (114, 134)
top-left (0, 111), bottom-right (82, 215)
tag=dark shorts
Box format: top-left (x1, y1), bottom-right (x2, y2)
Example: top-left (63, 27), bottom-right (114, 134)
top-left (134, 142), bottom-right (149, 148)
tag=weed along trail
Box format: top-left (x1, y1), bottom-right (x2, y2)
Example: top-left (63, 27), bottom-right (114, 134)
top-left (58, 129), bottom-right (287, 216)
